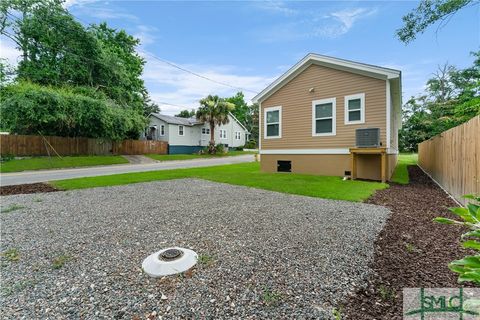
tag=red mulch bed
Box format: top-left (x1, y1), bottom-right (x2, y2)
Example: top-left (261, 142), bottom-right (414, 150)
top-left (341, 165), bottom-right (473, 319)
top-left (0, 183), bottom-right (59, 196)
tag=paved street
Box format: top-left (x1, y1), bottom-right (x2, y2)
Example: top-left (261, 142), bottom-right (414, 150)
top-left (0, 155), bottom-right (255, 186)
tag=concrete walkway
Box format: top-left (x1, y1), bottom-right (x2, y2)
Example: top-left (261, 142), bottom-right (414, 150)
top-left (121, 155), bottom-right (158, 164)
top-left (0, 155), bottom-right (255, 186)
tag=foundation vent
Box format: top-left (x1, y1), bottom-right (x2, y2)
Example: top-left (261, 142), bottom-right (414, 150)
top-left (277, 160), bottom-right (291, 172)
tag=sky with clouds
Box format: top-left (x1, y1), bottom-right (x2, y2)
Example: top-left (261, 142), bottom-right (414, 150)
top-left (1, 1), bottom-right (479, 115)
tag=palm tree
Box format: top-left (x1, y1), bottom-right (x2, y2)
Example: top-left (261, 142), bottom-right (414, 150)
top-left (196, 95), bottom-right (235, 154)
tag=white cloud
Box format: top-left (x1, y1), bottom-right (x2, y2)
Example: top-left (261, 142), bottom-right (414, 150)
top-left (256, 1), bottom-right (298, 16)
top-left (333, 8), bottom-right (376, 32)
top-left (314, 8), bottom-right (377, 38)
top-left (134, 25), bottom-right (159, 47)
top-left (63, 0), bottom-right (99, 9)
top-left (77, 7), bottom-right (138, 21)
top-left (0, 38), bottom-right (21, 66)
top-left (255, 6), bottom-right (379, 42)
top-left (141, 52), bottom-right (275, 115)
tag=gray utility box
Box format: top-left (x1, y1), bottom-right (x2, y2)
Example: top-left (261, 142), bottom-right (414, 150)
top-left (355, 128), bottom-right (381, 147)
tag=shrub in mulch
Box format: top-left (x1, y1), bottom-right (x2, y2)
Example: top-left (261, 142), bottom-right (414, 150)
top-left (341, 165), bottom-right (474, 319)
top-left (0, 183), bottom-right (59, 196)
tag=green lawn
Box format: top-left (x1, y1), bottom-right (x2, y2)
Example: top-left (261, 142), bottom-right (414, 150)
top-left (0, 156), bottom-right (129, 173)
top-left (391, 153), bottom-right (418, 184)
top-left (51, 162), bottom-right (387, 202)
top-left (145, 150), bottom-right (256, 161)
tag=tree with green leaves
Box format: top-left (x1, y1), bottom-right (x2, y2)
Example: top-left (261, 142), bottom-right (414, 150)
top-left (176, 109), bottom-right (196, 118)
top-left (142, 95), bottom-right (160, 116)
top-left (399, 51), bottom-right (480, 152)
top-left (0, 82), bottom-right (146, 140)
top-left (0, 58), bottom-right (15, 86)
top-left (396, 0), bottom-right (478, 44)
top-left (226, 92), bottom-right (259, 146)
top-left (0, 0), bottom-right (157, 138)
top-left (196, 95), bottom-right (235, 154)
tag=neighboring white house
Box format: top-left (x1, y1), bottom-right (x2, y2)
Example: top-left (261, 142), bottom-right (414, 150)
top-left (142, 113), bottom-right (249, 154)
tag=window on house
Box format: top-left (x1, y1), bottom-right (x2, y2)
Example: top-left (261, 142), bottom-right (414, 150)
top-left (160, 125), bottom-right (165, 136)
top-left (312, 98), bottom-right (336, 136)
top-left (178, 125), bottom-right (184, 136)
top-left (202, 127), bottom-right (210, 135)
top-left (235, 131), bottom-right (241, 140)
top-left (264, 106), bottom-right (281, 138)
top-left (345, 93), bottom-right (365, 124)
top-left (220, 129), bottom-right (227, 139)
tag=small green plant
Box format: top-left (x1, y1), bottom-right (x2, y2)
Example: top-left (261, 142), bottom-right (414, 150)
top-left (1, 279), bottom-right (35, 297)
top-left (2, 248), bottom-right (20, 262)
top-left (434, 194), bottom-right (480, 284)
top-left (243, 139), bottom-right (257, 149)
top-left (1, 204), bottom-right (26, 213)
top-left (378, 285), bottom-right (396, 301)
top-left (52, 255), bottom-right (71, 269)
top-left (405, 243), bottom-right (416, 253)
top-left (198, 254), bottom-right (215, 266)
top-left (261, 287), bottom-right (282, 306)
top-left (332, 307), bottom-right (342, 320)
top-left (0, 153), bottom-right (14, 162)
top-left (33, 197), bottom-right (43, 202)
top-left (215, 143), bottom-right (226, 154)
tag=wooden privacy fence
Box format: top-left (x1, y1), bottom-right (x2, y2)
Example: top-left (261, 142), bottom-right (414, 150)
top-left (418, 116), bottom-right (480, 206)
top-left (0, 134), bottom-right (167, 156)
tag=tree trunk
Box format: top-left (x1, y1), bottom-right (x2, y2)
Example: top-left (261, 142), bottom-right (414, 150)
top-left (208, 121), bottom-right (216, 154)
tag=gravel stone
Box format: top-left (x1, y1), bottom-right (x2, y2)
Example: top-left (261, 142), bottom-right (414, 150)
top-left (0, 179), bottom-right (390, 319)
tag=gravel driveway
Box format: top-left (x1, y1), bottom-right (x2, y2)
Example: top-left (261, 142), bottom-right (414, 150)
top-left (1, 179), bottom-right (390, 319)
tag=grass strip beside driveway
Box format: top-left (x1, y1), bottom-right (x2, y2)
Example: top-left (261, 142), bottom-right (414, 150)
top-left (0, 156), bottom-right (129, 173)
top-left (391, 154), bottom-right (418, 184)
top-left (145, 151), bottom-right (256, 161)
top-left (51, 162), bottom-right (387, 202)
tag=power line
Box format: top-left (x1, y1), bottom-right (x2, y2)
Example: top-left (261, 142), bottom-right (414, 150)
top-left (138, 50), bottom-right (259, 94)
top-left (67, 11), bottom-right (259, 94)
top-left (156, 101), bottom-right (191, 109)
top-left (3, 10), bottom-right (259, 107)
top-left (7, 9), bottom-right (260, 95)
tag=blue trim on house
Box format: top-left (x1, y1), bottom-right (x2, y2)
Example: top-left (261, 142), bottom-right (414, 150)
top-left (168, 145), bottom-right (204, 154)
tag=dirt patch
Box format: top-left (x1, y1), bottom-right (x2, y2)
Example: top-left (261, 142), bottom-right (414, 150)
top-left (121, 155), bottom-right (158, 164)
top-left (0, 183), bottom-right (59, 196)
top-left (341, 165), bottom-right (473, 319)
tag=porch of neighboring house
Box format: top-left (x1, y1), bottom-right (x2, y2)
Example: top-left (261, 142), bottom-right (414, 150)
top-left (146, 125), bottom-right (158, 140)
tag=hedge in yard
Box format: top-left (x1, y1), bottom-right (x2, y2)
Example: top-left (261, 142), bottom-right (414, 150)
top-left (0, 82), bottom-right (146, 140)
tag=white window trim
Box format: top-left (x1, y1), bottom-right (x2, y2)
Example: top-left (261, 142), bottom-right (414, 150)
top-left (220, 129), bottom-right (227, 139)
top-left (344, 93), bottom-right (365, 125)
top-left (178, 125), bottom-right (184, 136)
top-left (235, 131), bottom-right (241, 140)
top-left (202, 127), bottom-right (210, 135)
top-left (312, 98), bottom-right (336, 137)
top-left (160, 124), bottom-right (165, 136)
top-left (264, 106), bottom-right (282, 139)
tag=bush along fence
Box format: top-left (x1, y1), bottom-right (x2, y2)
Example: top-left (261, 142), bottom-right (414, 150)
top-left (418, 116), bottom-right (479, 206)
top-left (0, 134), bottom-right (168, 156)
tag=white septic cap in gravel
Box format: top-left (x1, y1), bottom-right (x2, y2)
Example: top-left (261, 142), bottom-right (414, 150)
top-left (142, 247), bottom-right (198, 277)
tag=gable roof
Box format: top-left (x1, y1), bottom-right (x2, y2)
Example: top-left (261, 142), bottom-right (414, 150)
top-left (252, 53), bottom-right (401, 103)
top-left (150, 112), bottom-right (248, 132)
top-left (228, 112), bottom-right (248, 133)
top-left (150, 113), bottom-right (202, 126)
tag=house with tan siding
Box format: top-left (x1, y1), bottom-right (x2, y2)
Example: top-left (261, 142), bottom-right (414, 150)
top-left (252, 54), bottom-right (402, 182)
